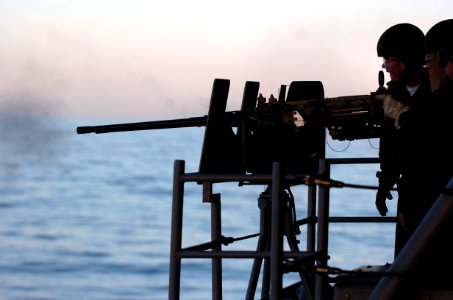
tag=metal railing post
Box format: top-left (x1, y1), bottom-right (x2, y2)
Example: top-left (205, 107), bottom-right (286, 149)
top-left (315, 158), bottom-right (331, 300)
top-left (169, 160), bottom-right (185, 300)
top-left (270, 162), bottom-right (283, 300)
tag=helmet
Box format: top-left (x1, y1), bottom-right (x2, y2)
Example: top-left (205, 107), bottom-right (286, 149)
top-left (377, 23), bottom-right (425, 68)
top-left (425, 19), bottom-right (453, 52)
top-left (425, 19), bottom-right (453, 66)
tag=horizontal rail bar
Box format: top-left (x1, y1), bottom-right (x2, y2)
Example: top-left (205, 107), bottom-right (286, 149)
top-left (178, 250), bottom-right (319, 259)
top-left (329, 216), bottom-right (396, 222)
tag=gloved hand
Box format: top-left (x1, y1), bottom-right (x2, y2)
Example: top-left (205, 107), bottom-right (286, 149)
top-left (376, 187), bottom-right (393, 216)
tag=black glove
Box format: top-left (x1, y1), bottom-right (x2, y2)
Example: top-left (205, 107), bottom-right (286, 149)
top-left (375, 187), bottom-right (393, 216)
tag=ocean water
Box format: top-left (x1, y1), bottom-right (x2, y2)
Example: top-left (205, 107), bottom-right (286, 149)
top-left (0, 118), bottom-right (397, 300)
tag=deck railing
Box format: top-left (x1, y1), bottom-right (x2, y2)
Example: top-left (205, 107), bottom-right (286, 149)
top-left (168, 157), bottom-right (398, 300)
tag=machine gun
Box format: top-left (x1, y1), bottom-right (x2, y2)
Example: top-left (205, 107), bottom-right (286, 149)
top-left (77, 72), bottom-right (387, 175)
top-left (77, 74), bottom-right (386, 141)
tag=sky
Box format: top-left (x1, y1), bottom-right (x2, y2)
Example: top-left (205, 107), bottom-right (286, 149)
top-left (1, 0), bottom-right (452, 122)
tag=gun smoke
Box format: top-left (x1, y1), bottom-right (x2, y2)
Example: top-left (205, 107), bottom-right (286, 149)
top-left (0, 92), bottom-right (67, 175)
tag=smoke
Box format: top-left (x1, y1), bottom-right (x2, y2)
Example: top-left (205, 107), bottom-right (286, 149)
top-left (0, 92), bottom-right (67, 174)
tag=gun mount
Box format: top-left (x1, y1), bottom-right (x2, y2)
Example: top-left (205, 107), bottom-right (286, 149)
top-left (77, 73), bottom-right (387, 176)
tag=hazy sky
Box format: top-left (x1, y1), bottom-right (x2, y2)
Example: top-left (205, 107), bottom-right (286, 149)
top-left (1, 0), bottom-right (452, 121)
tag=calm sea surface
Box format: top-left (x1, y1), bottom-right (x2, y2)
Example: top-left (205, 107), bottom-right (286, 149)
top-left (0, 118), bottom-right (397, 300)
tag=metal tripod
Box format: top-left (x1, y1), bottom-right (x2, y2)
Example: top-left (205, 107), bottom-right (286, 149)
top-left (245, 185), bottom-right (314, 300)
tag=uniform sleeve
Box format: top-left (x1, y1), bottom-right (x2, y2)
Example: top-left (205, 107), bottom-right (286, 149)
top-left (377, 120), bottom-right (400, 190)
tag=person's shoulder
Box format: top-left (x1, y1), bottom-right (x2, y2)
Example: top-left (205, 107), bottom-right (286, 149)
top-left (445, 80), bottom-right (453, 94)
top-left (433, 80), bottom-right (453, 103)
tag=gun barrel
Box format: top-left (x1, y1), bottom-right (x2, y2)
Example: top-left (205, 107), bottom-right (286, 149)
top-left (77, 116), bottom-right (208, 134)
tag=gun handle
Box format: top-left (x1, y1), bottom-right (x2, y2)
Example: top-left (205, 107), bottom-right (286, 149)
top-left (379, 70), bottom-right (385, 88)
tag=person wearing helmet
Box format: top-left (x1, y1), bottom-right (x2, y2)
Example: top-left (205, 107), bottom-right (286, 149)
top-left (417, 19), bottom-right (453, 213)
top-left (399, 19), bottom-right (453, 237)
top-left (374, 23), bottom-right (431, 258)
top-left (391, 19), bottom-right (453, 295)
